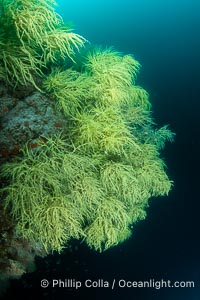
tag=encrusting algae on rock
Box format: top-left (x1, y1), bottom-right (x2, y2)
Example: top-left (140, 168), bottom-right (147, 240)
top-left (0, 0), bottom-right (175, 273)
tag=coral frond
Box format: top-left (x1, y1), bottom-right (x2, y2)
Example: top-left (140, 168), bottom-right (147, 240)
top-left (41, 28), bottom-right (86, 63)
top-left (0, 40), bottom-right (44, 88)
top-left (43, 68), bottom-right (91, 115)
top-left (85, 197), bottom-right (131, 252)
top-left (84, 47), bottom-right (140, 87)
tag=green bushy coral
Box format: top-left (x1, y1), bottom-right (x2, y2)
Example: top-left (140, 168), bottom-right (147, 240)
top-left (72, 107), bottom-right (136, 155)
top-left (1, 137), bottom-right (86, 252)
top-left (0, 0), bottom-right (175, 253)
top-left (0, 40), bottom-right (44, 88)
top-left (84, 48), bottom-right (141, 108)
top-left (43, 68), bottom-right (92, 115)
top-left (85, 197), bottom-right (132, 251)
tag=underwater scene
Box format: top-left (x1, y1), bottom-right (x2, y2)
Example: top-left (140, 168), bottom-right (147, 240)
top-left (0, 0), bottom-right (200, 299)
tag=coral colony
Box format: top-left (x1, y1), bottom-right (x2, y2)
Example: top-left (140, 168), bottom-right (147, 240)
top-left (0, 0), bottom-right (174, 256)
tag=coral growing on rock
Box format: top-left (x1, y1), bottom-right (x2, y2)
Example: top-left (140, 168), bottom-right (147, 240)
top-left (0, 0), bottom-right (175, 261)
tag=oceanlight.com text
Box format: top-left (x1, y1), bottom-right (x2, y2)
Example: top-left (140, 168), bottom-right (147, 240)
top-left (41, 278), bottom-right (195, 290)
top-left (117, 279), bottom-right (195, 289)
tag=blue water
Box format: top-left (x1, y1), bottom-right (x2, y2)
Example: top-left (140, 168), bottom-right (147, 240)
top-left (3, 1), bottom-right (200, 299)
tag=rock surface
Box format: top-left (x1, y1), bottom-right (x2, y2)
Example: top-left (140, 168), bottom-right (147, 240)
top-left (0, 83), bottom-right (68, 161)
